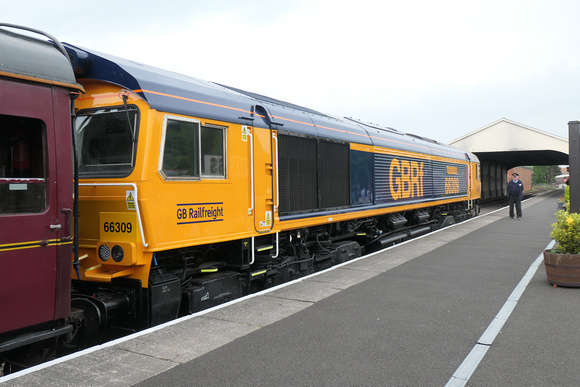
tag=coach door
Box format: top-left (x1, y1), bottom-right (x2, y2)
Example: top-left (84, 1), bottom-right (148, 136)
top-left (0, 80), bottom-right (72, 333)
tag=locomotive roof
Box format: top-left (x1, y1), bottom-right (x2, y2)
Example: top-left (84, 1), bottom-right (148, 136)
top-left (0, 26), bottom-right (82, 91)
top-left (63, 43), bottom-right (473, 161)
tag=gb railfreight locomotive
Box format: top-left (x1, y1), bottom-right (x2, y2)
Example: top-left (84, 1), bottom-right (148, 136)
top-left (64, 42), bottom-right (480, 334)
top-left (0, 24), bottom-right (480, 372)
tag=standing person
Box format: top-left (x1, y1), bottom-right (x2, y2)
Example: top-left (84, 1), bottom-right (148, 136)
top-left (507, 172), bottom-right (524, 220)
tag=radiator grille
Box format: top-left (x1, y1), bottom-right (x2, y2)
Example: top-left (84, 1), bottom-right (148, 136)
top-left (319, 140), bottom-right (349, 208)
top-left (278, 135), bottom-right (349, 213)
top-left (279, 135), bottom-right (318, 212)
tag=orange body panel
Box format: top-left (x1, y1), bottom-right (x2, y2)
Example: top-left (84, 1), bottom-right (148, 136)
top-left (74, 81), bottom-right (481, 288)
top-left (75, 82), bottom-right (279, 286)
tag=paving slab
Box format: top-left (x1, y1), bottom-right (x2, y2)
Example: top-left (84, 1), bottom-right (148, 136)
top-left (117, 316), bottom-right (260, 363)
top-left (203, 295), bottom-right (312, 328)
top-left (4, 347), bottom-right (175, 387)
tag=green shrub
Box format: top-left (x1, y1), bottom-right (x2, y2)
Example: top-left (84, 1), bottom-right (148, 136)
top-left (551, 210), bottom-right (580, 254)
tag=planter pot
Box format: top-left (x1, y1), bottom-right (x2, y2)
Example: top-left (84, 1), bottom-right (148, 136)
top-left (543, 250), bottom-right (580, 287)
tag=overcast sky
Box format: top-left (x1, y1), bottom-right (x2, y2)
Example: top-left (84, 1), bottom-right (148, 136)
top-left (3, 0), bottom-right (579, 143)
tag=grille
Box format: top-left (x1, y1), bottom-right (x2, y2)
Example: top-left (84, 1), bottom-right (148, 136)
top-left (279, 135), bottom-right (318, 213)
top-left (319, 140), bottom-right (349, 208)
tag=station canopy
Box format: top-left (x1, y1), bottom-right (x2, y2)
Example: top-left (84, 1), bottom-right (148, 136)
top-left (450, 118), bottom-right (569, 168)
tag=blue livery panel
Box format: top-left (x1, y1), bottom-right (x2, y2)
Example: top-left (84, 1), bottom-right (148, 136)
top-left (374, 154), bottom-right (468, 206)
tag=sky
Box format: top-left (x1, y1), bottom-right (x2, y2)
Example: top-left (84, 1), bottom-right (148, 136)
top-left (2, 0), bottom-right (579, 143)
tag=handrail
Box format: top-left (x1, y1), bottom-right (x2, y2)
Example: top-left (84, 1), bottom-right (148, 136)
top-left (0, 23), bottom-right (69, 59)
top-left (79, 182), bottom-right (148, 247)
top-left (60, 208), bottom-right (73, 242)
top-left (272, 232), bottom-right (279, 259)
top-left (249, 236), bottom-right (255, 265)
top-left (246, 127), bottom-right (254, 216)
top-left (272, 133), bottom-right (279, 213)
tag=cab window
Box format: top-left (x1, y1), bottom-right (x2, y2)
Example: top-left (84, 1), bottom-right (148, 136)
top-left (0, 114), bottom-right (46, 214)
top-left (75, 106), bottom-right (139, 177)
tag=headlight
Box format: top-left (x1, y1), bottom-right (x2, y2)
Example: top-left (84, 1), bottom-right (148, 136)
top-left (112, 245), bottom-right (124, 262)
top-left (98, 244), bottom-right (111, 261)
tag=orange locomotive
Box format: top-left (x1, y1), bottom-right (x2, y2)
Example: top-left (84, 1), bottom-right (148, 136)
top-left (64, 44), bottom-right (481, 335)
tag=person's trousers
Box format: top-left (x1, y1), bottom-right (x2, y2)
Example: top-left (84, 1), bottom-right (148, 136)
top-left (509, 195), bottom-right (522, 218)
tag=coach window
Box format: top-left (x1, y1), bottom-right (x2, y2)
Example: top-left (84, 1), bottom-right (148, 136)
top-left (0, 114), bottom-right (46, 214)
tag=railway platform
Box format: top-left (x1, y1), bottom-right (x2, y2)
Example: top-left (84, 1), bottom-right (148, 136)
top-left (3, 189), bottom-right (579, 386)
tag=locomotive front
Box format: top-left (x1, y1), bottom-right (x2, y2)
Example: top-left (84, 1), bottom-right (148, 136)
top-left (66, 45), bottom-right (273, 332)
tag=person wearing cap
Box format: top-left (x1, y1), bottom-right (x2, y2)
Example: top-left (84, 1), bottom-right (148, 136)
top-left (507, 172), bottom-right (524, 219)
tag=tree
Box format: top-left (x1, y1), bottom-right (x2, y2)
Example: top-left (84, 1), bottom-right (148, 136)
top-left (532, 165), bottom-right (562, 184)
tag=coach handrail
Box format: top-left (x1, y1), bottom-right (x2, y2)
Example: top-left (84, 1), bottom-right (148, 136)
top-left (79, 182), bottom-right (148, 247)
top-left (0, 23), bottom-right (69, 59)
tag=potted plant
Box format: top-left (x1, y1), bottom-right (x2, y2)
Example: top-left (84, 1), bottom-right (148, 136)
top-left (557, 184), bottom-right (570, 211)
top-left (557, 196), bottom-right (566, 211)
top-left (544, 210), bottom-right (580, 287)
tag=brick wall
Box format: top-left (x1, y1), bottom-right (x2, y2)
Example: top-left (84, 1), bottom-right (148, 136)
top-left (507, 167), bottom-right (532, 192)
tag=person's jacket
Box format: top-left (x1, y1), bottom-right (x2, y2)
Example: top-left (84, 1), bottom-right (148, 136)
top-left (507, 179), bottom-right (524, 199)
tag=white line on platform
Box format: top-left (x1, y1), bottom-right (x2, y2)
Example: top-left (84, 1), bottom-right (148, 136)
top-left (445, 239), bottom-right (556, 387)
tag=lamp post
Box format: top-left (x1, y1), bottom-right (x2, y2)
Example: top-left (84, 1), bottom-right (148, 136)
top-left (568, 121), bottom-right (580, 213)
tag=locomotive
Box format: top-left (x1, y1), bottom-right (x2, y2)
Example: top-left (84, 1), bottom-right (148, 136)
top-left (0, 24), bottom-right (480, 372)
top-left (64, 42), bottom-right (480, 334)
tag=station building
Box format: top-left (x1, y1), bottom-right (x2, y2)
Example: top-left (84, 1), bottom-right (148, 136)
top-left (450, 118), bottom-right (569, 200)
